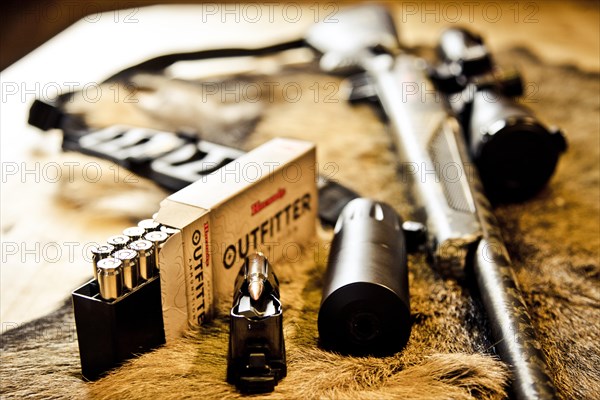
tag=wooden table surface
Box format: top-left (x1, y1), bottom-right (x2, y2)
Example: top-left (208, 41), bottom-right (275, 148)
top-left (1, 1), bottom-right (598, 331)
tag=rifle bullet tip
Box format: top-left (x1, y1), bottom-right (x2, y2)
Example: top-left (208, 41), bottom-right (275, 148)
top-left (249, 281), bottom-right (264, 301)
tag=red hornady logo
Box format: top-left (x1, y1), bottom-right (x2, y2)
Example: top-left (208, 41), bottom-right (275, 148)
top-left (251, 188), bottom-right (286, 215)
top-left (203, 222), bottom-right (210, 266)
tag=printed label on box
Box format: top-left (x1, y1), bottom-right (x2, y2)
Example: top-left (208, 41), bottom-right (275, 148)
top-left (156, 138), bottom-right (316, 341)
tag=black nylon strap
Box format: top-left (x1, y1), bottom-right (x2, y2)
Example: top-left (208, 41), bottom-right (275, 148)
top-left (103, 38), bottom-right (307, 83)
top-left (27, 36), bottom-right (357, 227)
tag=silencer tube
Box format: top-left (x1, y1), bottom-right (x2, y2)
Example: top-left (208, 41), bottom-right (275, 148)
top-left (318, 198), bottom-right (411, 356)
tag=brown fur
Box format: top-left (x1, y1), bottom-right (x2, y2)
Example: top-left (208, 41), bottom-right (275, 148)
top-left (1, 48), bottom-right (598, 399)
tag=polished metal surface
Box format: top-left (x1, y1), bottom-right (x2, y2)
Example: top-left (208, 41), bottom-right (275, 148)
top-left (106, 234), bottom-right (130, 250)
top-left (305, 4), bottom-right (400, 73)
top-left (90, 244), bottom-right (115, 280)
top-left (472, 190), bottom-right (558, 400)
top-left (144, 231), bottom-right (169, 271)
top-left (246, 253), bottom-right (268, 301)
top-left (113, 249), bottom-right (139, 292)
top-left (159, 225), bottom-right (180, 236)
top-left (129, 239), bottom-right (155, 280)
top-left (122, 226), bottom-right (145, 242)
top-left (370, 54), bottom-right (557, 399)
top-left (97, 257), bottom-right (123, 301)
top-left (137, 219), bottom-right (160, 233)
top-left (367, 54), bottom-right (481, 274)
top-left (318, 198), bottom-right (411, 355)
top-left (306, 5), bottom-right (557, 397)
top-left (228, 252), bottom-right (285, 392)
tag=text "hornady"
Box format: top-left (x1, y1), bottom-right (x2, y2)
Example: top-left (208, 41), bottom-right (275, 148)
top-left (251, 188), bottom-right (286, 215)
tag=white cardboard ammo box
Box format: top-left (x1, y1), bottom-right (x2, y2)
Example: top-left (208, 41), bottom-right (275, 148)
top-left (155, 138), bottom-right (317, 342)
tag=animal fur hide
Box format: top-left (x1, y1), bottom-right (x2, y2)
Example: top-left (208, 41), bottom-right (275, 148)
top-left (1, 48), bottom-right (598, 400)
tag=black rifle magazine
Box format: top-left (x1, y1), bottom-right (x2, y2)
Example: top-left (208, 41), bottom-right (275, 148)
top-left (71, 276), bottom-right (165, 380)
top-left (227, 254), bottom-right (287, 393)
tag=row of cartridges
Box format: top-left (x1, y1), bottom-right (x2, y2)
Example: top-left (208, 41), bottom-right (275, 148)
top-left (90, 216), bottom-right (179, 301)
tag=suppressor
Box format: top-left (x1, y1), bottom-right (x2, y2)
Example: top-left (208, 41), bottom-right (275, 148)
top-left (318, 198), bottom-right (411, 356)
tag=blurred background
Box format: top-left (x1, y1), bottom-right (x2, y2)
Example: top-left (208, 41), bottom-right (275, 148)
top-left (2, 0), bottom-right (599, 71)
top-left (1, 0), bottom-right (599, 338)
